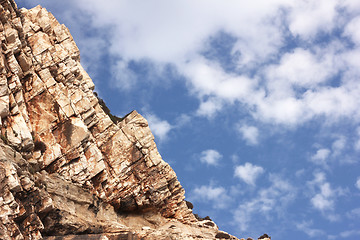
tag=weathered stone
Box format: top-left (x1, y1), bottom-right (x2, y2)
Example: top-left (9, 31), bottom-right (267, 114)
top-left (7, 53), bottom-right (23, 75)
top-left (0, 76), bottom-right (8, 97)
top-left (28, 31), bottom-right (52, 56)
top-left (16, 51), bottom-right (32, 72)
top-left (4, 24), bottom-right (17, 44)
top-left (0, 94), bottom-right (9, 117)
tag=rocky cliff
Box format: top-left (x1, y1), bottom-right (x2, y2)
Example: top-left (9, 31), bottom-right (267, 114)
top-left (0, 1), bottom-right (264, 239)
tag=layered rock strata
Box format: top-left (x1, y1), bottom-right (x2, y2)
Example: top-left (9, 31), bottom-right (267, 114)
top-left (0, 0), bottom-right (240, 239)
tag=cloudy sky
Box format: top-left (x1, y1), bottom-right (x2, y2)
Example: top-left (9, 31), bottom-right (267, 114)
top-left (17, 0), bottom-right (360, 239)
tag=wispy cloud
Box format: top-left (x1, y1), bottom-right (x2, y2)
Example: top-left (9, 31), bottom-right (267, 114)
top-left (145, 113), bottom-right (173, 142)
top-left (308, 172), bottom-right (334, 212)
top-left (346, 207), bottom-right (360, 219)
top-left (196, 97), bottom-right (223, 118)
top-left (344, 16), bottom-right (360, 46)
top-left (199, 149), bottom-right (223, 166)
top-left (310, 148), bottom-right (331, 168)
top-left (237, 124), bottom-right (259, 145)
top-left (356, 177), bottom-right (360, 190)
top-left (233, 174), bottom-right (296, 231)
top-left (331, 136), bottom-right (346, 157)
top-left (287, 0), bottom-right (339, 39)
top-left (340, 230), bottom-right (360, 238)
top-left (189, 183), bottom-right (232, 209)
top-left (296, 221), bottom-right (325, 238)
top-left (234, 162), bottom-right (264, 185)
top-left (307, 172), bottom-right (347, 220)
top-left (310, 136), bottom-right (350, 168)
top-left (354, 127), bottom-right (360, 151)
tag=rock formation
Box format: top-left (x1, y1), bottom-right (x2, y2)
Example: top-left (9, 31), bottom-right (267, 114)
top-left (0, 0), bottom-right (246, 239)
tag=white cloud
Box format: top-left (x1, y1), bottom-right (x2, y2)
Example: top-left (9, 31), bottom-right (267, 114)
top-left (75, 0), bottom-right (291, 65)
top-left (303, 85), bottom-right (360, 123)
top-left (307, 172), bottom-right (347, 220)
top-left (238, 124), bottom-right (259, 145)
top-left (234, 175), bottom-right (295, 231)
top-left (295, 169), bottom-right (305, 178)
top-left (189, 184), bottom-right (232, 209)
top-left (145, 113), bottom-right (173, 142)
top-left (344, 16), bottom-right (360, 46)
top-left (265, 48), bottom-right (335, 89)
top-left (311, 183), bottom-right (334, 211)
top-left (296, 221), bottom-right (325, 238)
top-left (287, 0), bottom-right (339, 39)
top-left (310, 136), bottom-right (348, 167)
top-left (354, 127), bottom-right (360, 151)
top-left (340, 230), bottom-right (360, 238)
top-left (174, 113), bottom-right (191, 127)
top-left (346, 208), bottom-right (360, 219)
top-left (308, 172), bottom-right (335, 212)
top-left (356, 177), bottom-right (360, 190)
top-left (199, 149), bottom-right (222, 166)
top-left (310, 148), bottom-right (331, 167)
top-left (112, 60), bottom-right (137, 91)
top-left (331, 136), bottom-right (346, 157)
top-left (234, 162), bottom-right (264, 185)
top-left (196, 97), bottom-right (223, 118)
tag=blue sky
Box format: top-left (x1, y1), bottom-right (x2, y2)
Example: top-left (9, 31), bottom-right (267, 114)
top-left (16, 0), bottom-right (360, 239)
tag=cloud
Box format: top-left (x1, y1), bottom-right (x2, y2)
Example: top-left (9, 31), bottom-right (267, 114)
top-left (265, 48), bottom-right (335, 89)
top-left (296, 221), bottom-right (325, 238)
top-left (237, 124), bottom-right (259, 145)
top-left (331, 136), bottom-right (346, 157)
top-left (310, 183), bottom-right (334, 211)
top-left (111, 60), bottom-right (138, 91)
top-left (344, 16), bottom-right (360, 46)
top-left (310, 136), bottom-right (349, 168)
top-left (310, 148), bottom-right (331, 167)
top-left (346, 208), bottom-right (360, 219)
top-left (307, 172), bottom-right (347, 220)
top-left (234, 174), bottom-right (296, 231)
top-left (356, 177), bottom-right (360, 190)
top-left (308, 172), bottom-right (334, 212)
top-left (74, 0), bottom-right (291, 65)
top-left (199, 149), bottom-right (223, 166)
top-left (196, 97), bottom-right (223, 118)
top-left (189, 183), bottom-right (232, 209)
top-left (234, 162), bottom-right (264, 185)
top-left (340, 230), bottom-right (360, 238)
top-left (287, 0), bottom-right (339, 39)
top-left (354, 127), bottom-right (360, 151)
top-left (145, 113), bottom-right (173, 142)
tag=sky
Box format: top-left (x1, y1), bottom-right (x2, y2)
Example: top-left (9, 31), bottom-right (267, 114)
top-left (16, 0), bottom-right (360, 239)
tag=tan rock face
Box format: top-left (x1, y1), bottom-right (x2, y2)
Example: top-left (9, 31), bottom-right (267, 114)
top-left (0, 0), bottom-right (240, 239)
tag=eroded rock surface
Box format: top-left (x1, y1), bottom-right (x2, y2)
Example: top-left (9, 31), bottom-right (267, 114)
top-left (0, 0), bottom-right (240, 239)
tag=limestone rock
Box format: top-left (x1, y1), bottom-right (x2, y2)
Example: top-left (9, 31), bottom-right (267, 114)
top-left (0, 0), bottom-right (241, 239)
